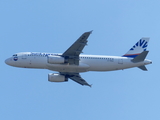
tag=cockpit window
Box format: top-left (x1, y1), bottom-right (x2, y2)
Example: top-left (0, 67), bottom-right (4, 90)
top-left (13, 54), bottom-right (17, 56)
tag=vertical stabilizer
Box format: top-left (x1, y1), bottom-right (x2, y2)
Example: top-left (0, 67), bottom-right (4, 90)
top-left (123, 38), bottom-right (149, 58)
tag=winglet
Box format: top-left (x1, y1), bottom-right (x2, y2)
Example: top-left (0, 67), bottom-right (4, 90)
top-left (89, 30), bottom-right (93, 34)
top-left (88, 84), bottom-right (92, 87)
top-left (131, 51), bottom-right (149, 63)
top-left (83, 83), bottom-right (92, 87)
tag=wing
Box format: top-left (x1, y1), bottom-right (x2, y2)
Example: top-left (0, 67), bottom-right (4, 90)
top-left (60, 72), bottom-right (91, 87)
top-left (62, 31), bottom-right (92, 65)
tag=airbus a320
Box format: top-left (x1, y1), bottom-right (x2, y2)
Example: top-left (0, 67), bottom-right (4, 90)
top-left (5, 31), bottom-right (152, 87)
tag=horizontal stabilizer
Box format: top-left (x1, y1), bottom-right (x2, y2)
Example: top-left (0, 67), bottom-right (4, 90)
top-left (131, 51), bottom-right (149, 63)
top-left (138, 65), bottom-right (148, 71)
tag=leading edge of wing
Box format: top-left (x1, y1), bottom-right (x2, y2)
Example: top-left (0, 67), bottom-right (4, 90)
top-left (62, 31), bottom-right (92, 65)
top-left (63, 30), bottom-right (92, 56)
top-left (60, 72), bottom-right (92, 87)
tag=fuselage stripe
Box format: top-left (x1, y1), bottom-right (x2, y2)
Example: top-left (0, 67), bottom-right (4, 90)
top-left (122, 53), bottom-right (140, 58)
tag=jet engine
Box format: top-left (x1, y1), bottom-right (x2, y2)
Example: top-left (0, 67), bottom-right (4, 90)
top-left (47, 56), bottom-right (65, 64)
top-left (48, 73), bottom-right (68, 82)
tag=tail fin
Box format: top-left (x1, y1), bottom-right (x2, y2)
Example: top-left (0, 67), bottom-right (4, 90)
top-left (123, 38), bottom-right (150, 58)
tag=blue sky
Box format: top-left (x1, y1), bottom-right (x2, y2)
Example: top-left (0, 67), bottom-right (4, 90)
top-left (0, 0), bottom-right (159, 120)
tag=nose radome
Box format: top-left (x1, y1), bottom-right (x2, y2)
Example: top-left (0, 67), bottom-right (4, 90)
top-left (5, 59), bottom-right (8, 65)
top-left (5, 58), bottom-right (11, 65)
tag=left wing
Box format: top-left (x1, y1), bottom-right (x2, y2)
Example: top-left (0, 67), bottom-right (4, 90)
top-left (62, 31), bottom-right (92, 65)
top-left (60, 72), bottom-right (91, 87)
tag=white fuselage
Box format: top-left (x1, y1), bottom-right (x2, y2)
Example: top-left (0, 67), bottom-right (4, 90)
top-left (5, 52), bottom-right (152, 73)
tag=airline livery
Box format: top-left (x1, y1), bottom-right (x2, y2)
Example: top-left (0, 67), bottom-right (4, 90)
top-left (5, 31), bottom-right (152, 87)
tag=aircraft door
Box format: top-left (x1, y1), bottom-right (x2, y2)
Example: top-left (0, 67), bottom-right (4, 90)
top-left (118, 59), bottom-right (123, 64)
top-left (22, 54), bottom-right (27, 59)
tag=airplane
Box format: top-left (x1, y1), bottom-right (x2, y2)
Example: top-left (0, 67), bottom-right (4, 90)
top-left (5, 31), bottom-right (152, 87)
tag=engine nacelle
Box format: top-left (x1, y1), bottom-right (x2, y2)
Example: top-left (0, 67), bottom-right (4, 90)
top-left (47, 56), bottom-right (65, 64)
top-left (48, 73), bottom-right (68, 82)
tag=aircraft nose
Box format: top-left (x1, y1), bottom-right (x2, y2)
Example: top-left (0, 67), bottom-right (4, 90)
top-left (5, 58), bottom-right (12, 65)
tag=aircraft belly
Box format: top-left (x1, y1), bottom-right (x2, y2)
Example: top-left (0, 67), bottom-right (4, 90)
top-left (46, 63), bottom-right (90, 73)
top-left (85, 60), bottom-right (118, 71)
top-left (26, 57), bottom-right (46, 68)
top-left (83, 59), bottom-right (141, 71)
